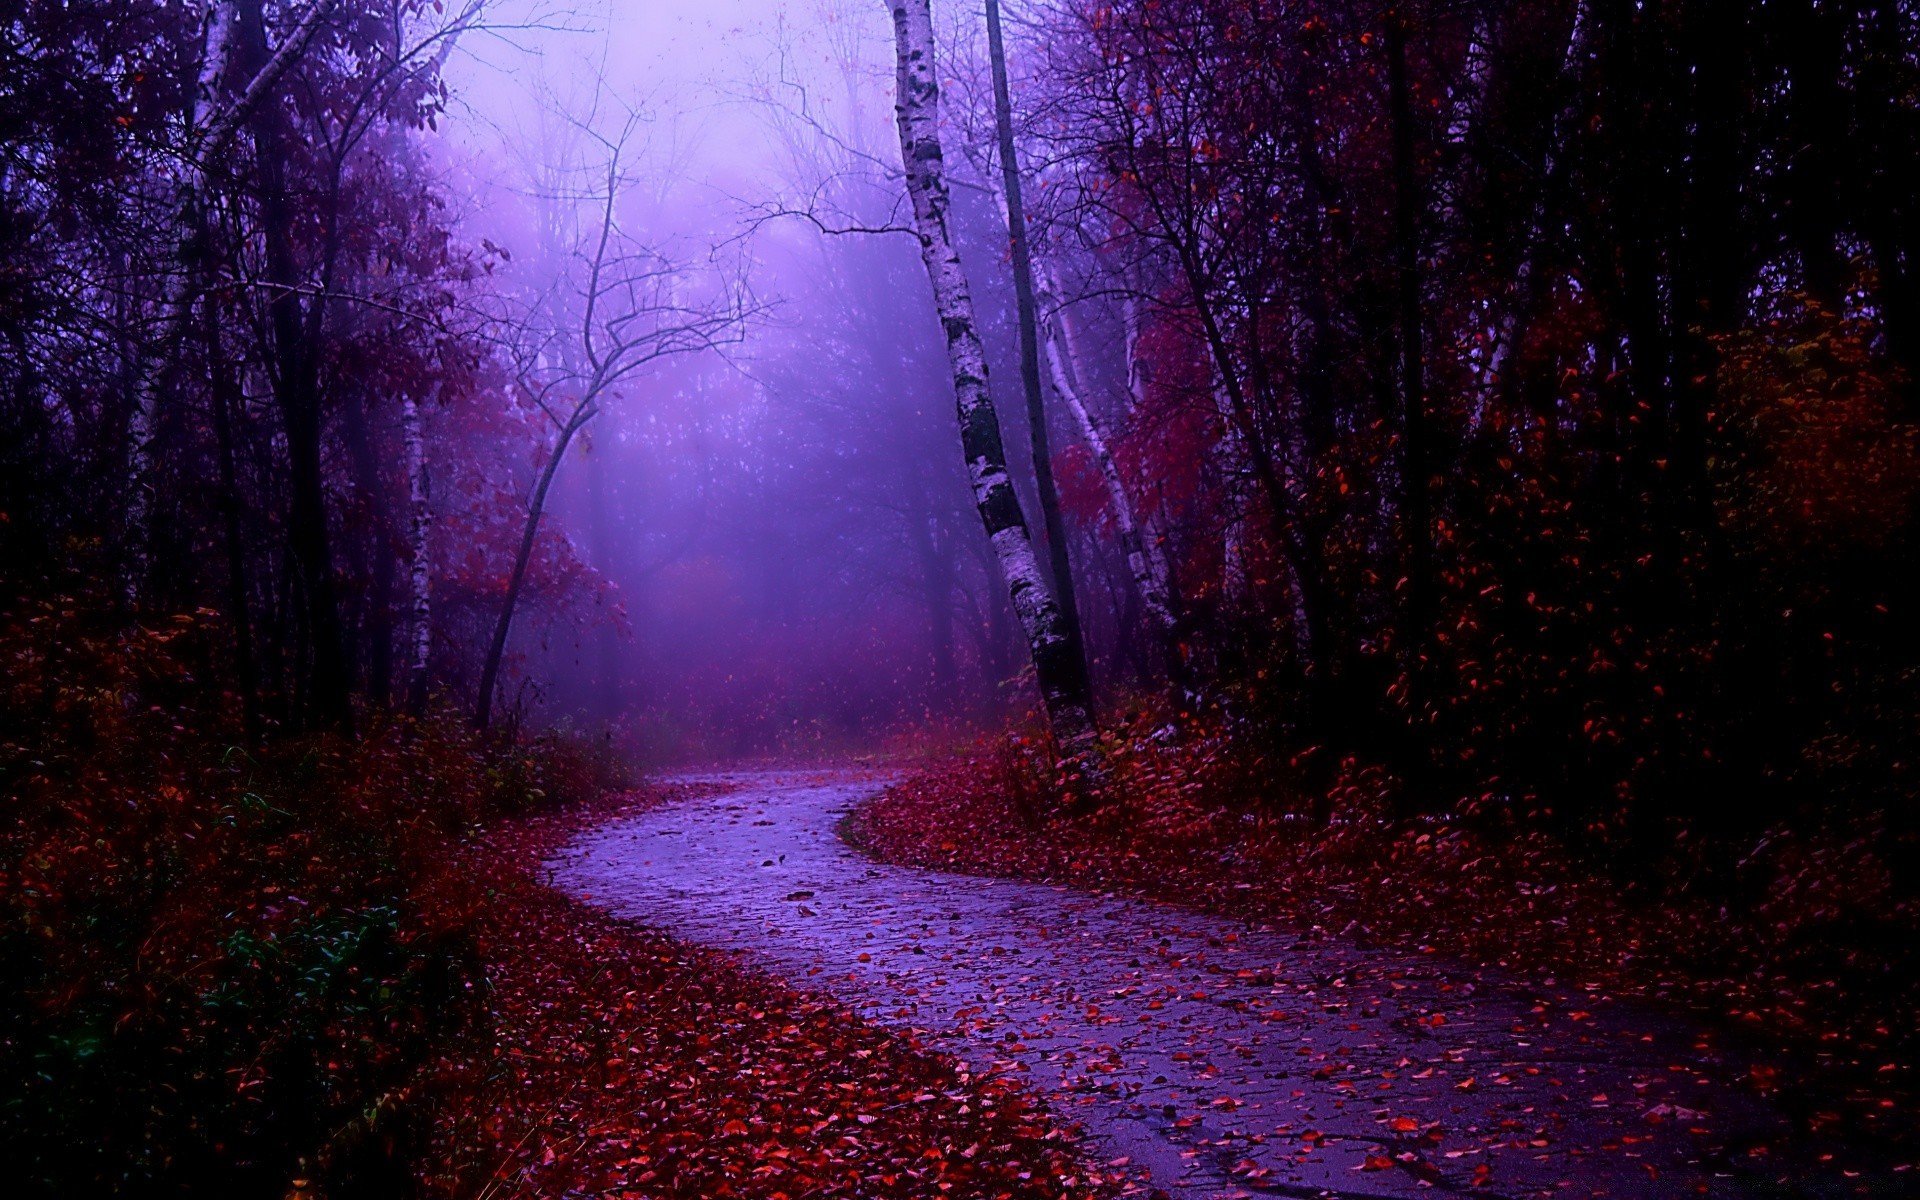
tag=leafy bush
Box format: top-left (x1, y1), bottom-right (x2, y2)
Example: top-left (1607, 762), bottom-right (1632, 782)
top-left (481, 723), bottom-right (632, 817)
top-left (0, 600), bottom-right (512, 1197)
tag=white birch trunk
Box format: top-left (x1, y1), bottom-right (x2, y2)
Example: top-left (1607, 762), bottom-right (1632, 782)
top-left (127, 0), bottom-right (345, 587)
top-left (1470, 0), bottom-right (1593, 437)
top-left (1037, 266), bottom-right (1179, 642)
top-left (1207, 361), bottom-right (1313, 663)
top-left (126, 2), bottom-right (238, 584)
top-left (887, 0), bottom-right (1093, 752)
top-left (404, 383), bottom-right (434, 711)
top-left (1121, 293), bottom-right (1150, 413)
top-left (1118, 291), bottom-right (1184, 577)
top-left (972, 149), bottom-right (1178, 651)
top-left (1118, 292), bottom-right (1184, 564)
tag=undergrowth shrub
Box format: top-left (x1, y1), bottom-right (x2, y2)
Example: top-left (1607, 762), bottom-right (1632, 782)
top-left (0, 600), bottom-right (576, 1197)
top-left (483, 723), bottom-right (631, 817)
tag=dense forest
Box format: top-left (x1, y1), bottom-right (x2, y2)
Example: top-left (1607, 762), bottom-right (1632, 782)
top-left (3, 0), bottom-right (1917, 1195)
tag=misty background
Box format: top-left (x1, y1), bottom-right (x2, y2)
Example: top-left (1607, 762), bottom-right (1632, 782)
top-left (436, 0), bottom-right (1146, 759)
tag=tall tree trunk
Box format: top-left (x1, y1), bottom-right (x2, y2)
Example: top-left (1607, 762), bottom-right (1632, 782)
top-left (1769, 6), bottom-right (1842, 306)
top-left (1598, 0), bottom-right (1672, 507)
top-left (900, 464), bottom-right (961, 695)
top-left (1119, 293), bottom-right (1182, 592)
top-left (239, 0), bottom-right (353, 734)
top-left (1037, 268), bottom-right (1181, 664)
top-left (1179, 244), bottom-right (1331, 687)
top-left (983, 0), bottom-right (1090, 697)
top-left (128, 0), bottom-right (343, 591)
top-left (1386, 6), bottom-right (1433, 711)
top-left (341, 389), bottom-right (395, 704)
top-left (205, 290), bottom-right (262, 744)
top-left (914, 512), bottom-right (960, 695)
top-left (1855, 3), bottom-right (1920, 414)
top-left (475, 409), bottom-right (592, 731)
top-left (127, 2), bottom-right (235, 597)
top-left (887, 0), bottom-right (1094, 754)
top-left (1473, 0), bottom-right (1592, 436)
top-left (404, 385), bottom-right (433, 714)
top-left (966, 533), bottom-right (1018, 685)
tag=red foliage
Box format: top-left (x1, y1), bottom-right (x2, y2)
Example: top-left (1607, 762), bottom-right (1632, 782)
top-left (416, 785), bottom-right (1116, 1200)
top-left (850, 732), bottom-right (1920, 1154)
top-left (1713, 297), bottom-right (1920, 560)
top-left (1, 598), bottom-right (1116, 1198)
top-left (0, 598), bottom-right (504, 1194)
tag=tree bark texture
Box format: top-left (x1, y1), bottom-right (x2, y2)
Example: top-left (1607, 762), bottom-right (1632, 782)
top-left (1037, 268), bottom-right (1180, 655)
top-left (128, 0), bottom-right (344, 588)
top-left (239, 0), bottom-right (353, 733)
top-left (982, 0), bottom-right (1090, 696)
top-left (404, 384), bottom-right (433, 714)
top-left (1386, 6), bottom-right (1432, 685)
top-left (887, 0), bottom-right (1094, 753)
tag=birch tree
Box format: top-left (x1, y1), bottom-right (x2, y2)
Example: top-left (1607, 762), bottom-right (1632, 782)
top-left (1035, 266), bottom-right (1181, 656)
top-left (1469, 0), bottom-right (1594, 437)
top-left (128, 0), bottom-right (346, 587)
top-left (949, 32), bottom-right (1187, 688)
top-left (886, 0), bottom-right (1094, 754)
top-left (404, 381), bottom-right (436, 714)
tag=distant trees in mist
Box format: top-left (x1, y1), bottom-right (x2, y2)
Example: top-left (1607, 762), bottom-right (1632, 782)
top-left (7, 0), bottom-right (1920, 834)
top-left (0, 0), bottom-right (744, 740)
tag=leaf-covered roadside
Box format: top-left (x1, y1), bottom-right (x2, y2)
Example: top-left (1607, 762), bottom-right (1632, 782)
top-left (418, 784), bottom-right (1115, 1200)
top-left (846, 732), bottom-right (1918, 1157)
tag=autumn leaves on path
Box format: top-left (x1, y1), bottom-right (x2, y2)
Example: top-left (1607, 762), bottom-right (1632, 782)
top-left (433, 783), bottom-right (1100, 1200)
top-left (549, 771), bottom-right (1873, 1199)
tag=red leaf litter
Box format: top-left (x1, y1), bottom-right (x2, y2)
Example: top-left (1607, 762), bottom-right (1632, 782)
top-left (417, 782), bottom-right (1114, 1200)
top-left (848, 741), bottom-right (1919, 1157)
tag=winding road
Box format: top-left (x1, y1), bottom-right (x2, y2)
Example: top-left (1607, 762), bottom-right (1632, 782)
top-left (550, 770), bottom-right (1880, 1199)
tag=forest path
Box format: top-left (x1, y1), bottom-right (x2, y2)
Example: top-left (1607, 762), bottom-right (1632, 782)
top-left (551, 770), bottom-right (1847, 1200)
